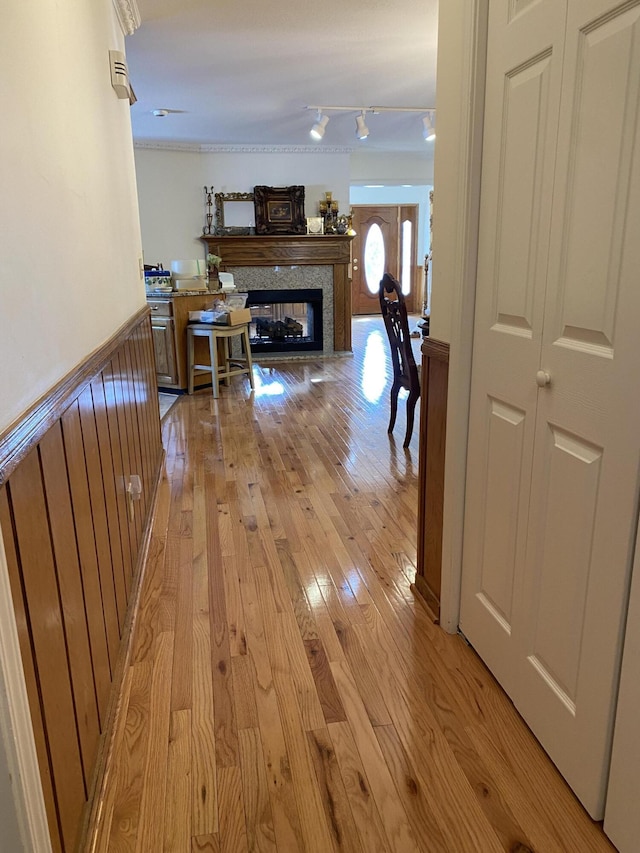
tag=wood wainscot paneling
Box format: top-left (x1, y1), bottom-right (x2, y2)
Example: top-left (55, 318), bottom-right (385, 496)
top-left (0, 308), bottom-right (163, 852)
top-left (201, 235), bottom-right (354, 352)
top-left (414, 338), bottom-right (450, 621)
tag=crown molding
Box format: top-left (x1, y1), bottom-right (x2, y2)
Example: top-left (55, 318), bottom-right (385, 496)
top-left (133, 140), bottom-right (354, 154)
top-left (113, 0), bottom-right (141, 35)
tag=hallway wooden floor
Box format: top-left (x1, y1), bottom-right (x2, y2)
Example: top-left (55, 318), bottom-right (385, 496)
top-left (88, 318), bottom-right (614, 852)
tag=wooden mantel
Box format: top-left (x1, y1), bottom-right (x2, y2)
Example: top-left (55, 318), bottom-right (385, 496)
top-left (201, 234), bottom-right (353, 352)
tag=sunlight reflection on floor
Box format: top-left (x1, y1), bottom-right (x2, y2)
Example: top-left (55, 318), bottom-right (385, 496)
top-left (361, 330), bottom-right (388, 404)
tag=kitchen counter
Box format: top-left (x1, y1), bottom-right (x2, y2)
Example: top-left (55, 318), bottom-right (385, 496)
top-left (147, 288), bottom-right (224, 298)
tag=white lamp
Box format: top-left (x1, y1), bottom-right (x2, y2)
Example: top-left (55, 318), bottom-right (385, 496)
top-left (170, 259), bottom-right (208, 291)
top-left (355, 111), bottom-right (369, 140)
top-left (422, 113), bottom-right (436, 141)
top-left (310, 112), bottom-right (330, 140)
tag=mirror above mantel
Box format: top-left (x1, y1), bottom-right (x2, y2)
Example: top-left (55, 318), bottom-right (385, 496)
top-left (213, 191), bottom-right (255, 235)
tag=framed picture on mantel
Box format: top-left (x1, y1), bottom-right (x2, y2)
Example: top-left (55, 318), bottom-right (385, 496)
top-left (254, 185), bottom-right (306, 235)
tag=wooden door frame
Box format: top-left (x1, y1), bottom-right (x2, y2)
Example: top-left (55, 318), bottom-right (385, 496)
top-left (430, 0), bottom-right (489, 633)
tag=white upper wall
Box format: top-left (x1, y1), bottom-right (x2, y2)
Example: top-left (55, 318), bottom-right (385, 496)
top-left (0, 0), bottom-right (144, 433)
top-left (134, 146), bottom-right (351, 268)
top-left (350, 150), bottom-right (434, 185)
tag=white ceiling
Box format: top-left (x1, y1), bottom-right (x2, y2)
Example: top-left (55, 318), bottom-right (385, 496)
top-left (126, 0), bottom-right (439, 153)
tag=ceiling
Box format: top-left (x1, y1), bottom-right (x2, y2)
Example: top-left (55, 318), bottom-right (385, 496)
top-left (126, 0), bottom-right (439, 153)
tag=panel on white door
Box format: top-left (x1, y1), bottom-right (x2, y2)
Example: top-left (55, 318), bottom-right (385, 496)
top-left (552, 5), bottom-right (640, 355)
top-left (526, 426), bottom-right (603, 710)
top-left (476, 399), bottom-right (527, 632)
top-left (493, 53), bottom-right (553, 337)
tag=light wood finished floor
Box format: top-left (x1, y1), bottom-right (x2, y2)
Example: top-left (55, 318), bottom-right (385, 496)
top-left (88, 317), bottom-right (615, 852)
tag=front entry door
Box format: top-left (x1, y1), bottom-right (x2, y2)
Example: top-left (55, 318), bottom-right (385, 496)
top-left (460, 0), bottom-right (640, 819)
top-left (351, 205), bottom-right (417, 314)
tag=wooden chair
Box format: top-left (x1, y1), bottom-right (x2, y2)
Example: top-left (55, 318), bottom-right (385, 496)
top-left (379, 272), bottom-right (421, 447)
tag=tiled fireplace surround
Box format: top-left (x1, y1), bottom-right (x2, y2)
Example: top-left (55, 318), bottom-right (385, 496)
top-left (201, 235), bottom-right (353, 355)
top-left (230, 265), bottom-right (331, 353)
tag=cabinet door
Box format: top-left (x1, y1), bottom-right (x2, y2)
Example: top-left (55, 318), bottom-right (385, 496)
top-left (151, 317), bottom-right (178, 386)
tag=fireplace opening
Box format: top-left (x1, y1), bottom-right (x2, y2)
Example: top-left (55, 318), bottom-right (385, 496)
top-left (246, 288), bottom-right (323, 353)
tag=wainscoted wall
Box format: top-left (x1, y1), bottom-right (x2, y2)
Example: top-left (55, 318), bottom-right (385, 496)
top-left (0, 309), bottom-right (163, 852)
top-left (415, 338), bottom-right (450, 619)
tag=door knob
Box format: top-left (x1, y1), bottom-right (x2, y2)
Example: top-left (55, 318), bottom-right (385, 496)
top-left (536, 370), bottom-right (551, 387)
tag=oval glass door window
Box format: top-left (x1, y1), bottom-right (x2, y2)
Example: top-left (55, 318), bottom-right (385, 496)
top-left (364, 223), bottom-right (385, 294)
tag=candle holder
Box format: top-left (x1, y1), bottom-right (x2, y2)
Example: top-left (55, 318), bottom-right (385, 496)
top-left (203, 185), bottom-right (214, 235)
top-left (318, 191), bottom-right (340, 233)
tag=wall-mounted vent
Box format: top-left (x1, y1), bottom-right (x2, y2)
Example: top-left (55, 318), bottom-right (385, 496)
top-left (109, 49), bottom-right (132, 101)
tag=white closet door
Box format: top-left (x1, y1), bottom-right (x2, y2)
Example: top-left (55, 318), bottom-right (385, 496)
top-left (460, 0), bottom-right (566, 692)
top-left (516, 0), bottom-right (640, 817)
top-left (461, 0), bottom-right (640, 819)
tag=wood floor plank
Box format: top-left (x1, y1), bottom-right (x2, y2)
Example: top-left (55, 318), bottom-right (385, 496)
top-left (303, 640), bottom-right (347, 725)
top-left (321, 585), bottom-right (391, 727)
top-left (240, 578), bottom-right (304, 851)
top-left (276, 538), bottom-right (320, 641)
top-left (87, 318), bottom-right (615, 853)
top-left (277, 611), bottom-right (327, 733)
top-left (374, 724), bottom-right (451, 853)
top-left (217, 766), bottom-right (249, 853)
top-left (327, 721), bottom-right (391, 853)
top-left (238, 728), bottom-right (277, 852)
top-left (231, 654), bottom-right (259, 731)
top-left (134, 631), bottom-right (173, 853)
top-left (171, 535), bottom-right (194, 711)
top-left (306, 727), bottom-right (364, 853)
top-left (164, 709), bottom-right (192, 853)
top-left (211, 620), bottom-right (239, 768)
top-left (261, 615), bottom-right (337, 853)
top-left (106, 660), bottom-right (153, 850)
top-left (329, 659), bottom-right (419, 853)
top-left (192, 611), bottom-right (219, 837)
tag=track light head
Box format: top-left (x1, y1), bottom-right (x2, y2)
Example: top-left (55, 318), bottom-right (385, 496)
top-left (355, 110), bottom-right (369, 140)
top-left (422, 113), bottom-right (436, 141)
top-left (310, 112), bottom-right (330, 140)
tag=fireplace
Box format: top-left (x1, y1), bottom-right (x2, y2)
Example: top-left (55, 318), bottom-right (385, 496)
top-left (201, 235), bottom-right (354, 353)
top-left (246, 288), bottom-right (323, 353)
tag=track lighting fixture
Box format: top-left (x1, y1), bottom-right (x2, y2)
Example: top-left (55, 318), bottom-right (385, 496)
top-left (310, 111), bottom-right (330, 140)
top-left (355, 111), bottom-right (369, 140)
top-left (422, 112), bottom-right (436, 141)
top-left (305, 104), bottom-right (435, 143)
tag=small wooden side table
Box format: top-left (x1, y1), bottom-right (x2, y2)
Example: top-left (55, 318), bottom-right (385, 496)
top-left (186, 323), bottom-right (255, 398)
